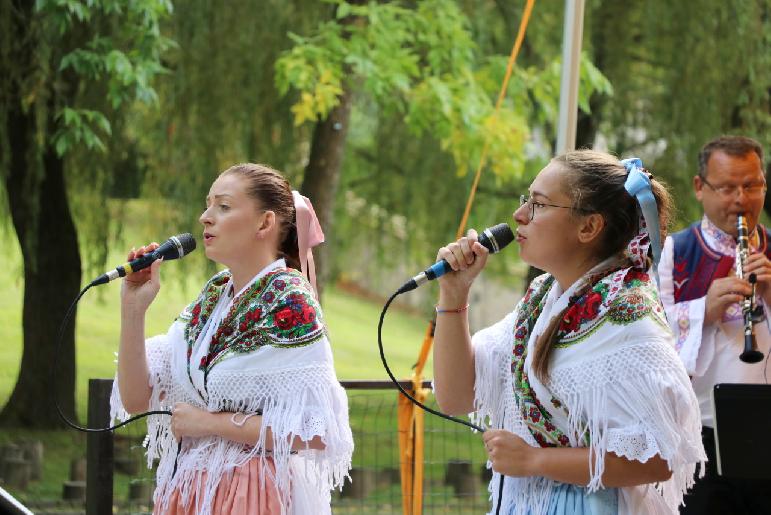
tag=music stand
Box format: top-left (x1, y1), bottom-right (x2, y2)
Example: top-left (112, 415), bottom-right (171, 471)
top-left (711, 383), bottom-right (771, 480)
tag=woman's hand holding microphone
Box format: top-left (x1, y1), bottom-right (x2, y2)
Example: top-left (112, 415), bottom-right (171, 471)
top-left (436, 229), bottom-right (490, 306)
top-left (121, 243), bottom-right (163, 314)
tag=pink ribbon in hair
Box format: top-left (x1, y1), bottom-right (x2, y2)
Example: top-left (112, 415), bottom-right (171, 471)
top-left (292, 191), bottom-right (325, 298)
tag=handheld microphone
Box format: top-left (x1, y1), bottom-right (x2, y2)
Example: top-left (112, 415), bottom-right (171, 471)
top-left (397, 223), bottom-right (515, 294)
top-left (90, 233), bottom-right (197, 286)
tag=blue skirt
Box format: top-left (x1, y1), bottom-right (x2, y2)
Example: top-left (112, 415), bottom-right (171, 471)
top-left (509, 482), bottom-right (618, 515)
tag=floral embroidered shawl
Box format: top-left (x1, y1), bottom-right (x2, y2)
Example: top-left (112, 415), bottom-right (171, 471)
top-left (110, 264), bottom-right (353, 515)
top-left (472, 258), bottom-right (705, 515)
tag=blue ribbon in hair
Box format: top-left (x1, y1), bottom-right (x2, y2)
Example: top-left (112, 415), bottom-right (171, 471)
top-left (622, 158), bottom-right (661, 282)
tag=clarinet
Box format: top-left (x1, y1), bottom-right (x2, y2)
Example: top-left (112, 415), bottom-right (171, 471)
top-left (736, 214), bottom-right (764, 363)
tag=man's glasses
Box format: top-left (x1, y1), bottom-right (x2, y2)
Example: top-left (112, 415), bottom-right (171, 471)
top-left (519, 194), bottom-right (584, 221)
top-left (701, 177), bottom-right (767, 199)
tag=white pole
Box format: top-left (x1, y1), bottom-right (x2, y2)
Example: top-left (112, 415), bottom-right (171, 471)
top-left (556, 0), bottom-right (586, 155)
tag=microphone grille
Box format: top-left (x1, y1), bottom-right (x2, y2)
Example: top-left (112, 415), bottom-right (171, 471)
top-left (480, 223), bottom-right (514, 254)
top-left (173, 233), bottom-right (197, 257)
top-left (159, 233), bottom-right (197, 260)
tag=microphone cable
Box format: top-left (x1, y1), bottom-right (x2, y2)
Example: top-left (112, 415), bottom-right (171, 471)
top-left (53, 283), bottom-right (172, 433)
top-left (378, 288), bottom-right (506, 515)
top-left (53, 233), bottom-right (196, 431)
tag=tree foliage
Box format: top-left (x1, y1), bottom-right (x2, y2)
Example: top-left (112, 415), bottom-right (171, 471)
top-left (0, 0), bottom-right (172, 427)
top-left (274, 0), bottom-right (611, 294)
top-left (585, 0), bottom-right (771, 225)
top-left (276, 0), bottom-right (609, 180)
top-left (130, 0), bottom-right (329, 268)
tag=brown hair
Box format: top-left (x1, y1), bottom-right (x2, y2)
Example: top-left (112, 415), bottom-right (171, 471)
top-left (698, 135), bottom-right (765, 178)
top-left (530, 150), bottom-right (673, 382)
top-left (219, 163), bottom-right (301, 270)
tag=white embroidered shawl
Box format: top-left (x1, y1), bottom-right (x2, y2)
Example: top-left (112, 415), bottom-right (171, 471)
top-left (110, 262), bottom-right (353, 515)
top-left (472, 260), bottom-right (706, 515)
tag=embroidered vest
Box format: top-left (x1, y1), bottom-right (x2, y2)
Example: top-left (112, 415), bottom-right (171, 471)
top-left (671, 222), bottom-right (771, 303)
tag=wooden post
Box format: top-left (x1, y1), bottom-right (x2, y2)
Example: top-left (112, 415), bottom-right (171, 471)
top-left (21, 441), bottom-right (43, 481)
top-left (86, 379), bottom-right (113, 515)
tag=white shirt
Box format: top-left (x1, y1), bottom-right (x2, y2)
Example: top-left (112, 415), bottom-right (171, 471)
top-left (658, 216), bottom-right (771, 427)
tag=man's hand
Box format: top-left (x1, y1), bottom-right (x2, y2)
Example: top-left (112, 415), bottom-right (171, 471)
top-left (743, 253), bottom-right (771, 307)
top-left (704, 276), bottom-right (752, 325)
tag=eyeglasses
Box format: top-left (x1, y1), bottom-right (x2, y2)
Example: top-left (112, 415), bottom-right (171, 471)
top-left (519, 194), bottom-right (584, 221)
top-left (701, 177), bottom-right (767, 199)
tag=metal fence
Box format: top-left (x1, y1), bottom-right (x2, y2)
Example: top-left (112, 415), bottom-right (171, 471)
top-left (334, 381), bottom-right (491, 514)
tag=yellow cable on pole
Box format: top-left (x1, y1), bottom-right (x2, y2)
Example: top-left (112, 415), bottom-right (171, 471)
top-left (397, 2), bottom-right (536, 514)
top-left (456, 0), bottom-right (535, 239)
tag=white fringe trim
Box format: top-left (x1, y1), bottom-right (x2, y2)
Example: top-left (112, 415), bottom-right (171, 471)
top-left (111, 360), bottom-right (352, 515)
top-left (471, 320), bottom-right (706, 514)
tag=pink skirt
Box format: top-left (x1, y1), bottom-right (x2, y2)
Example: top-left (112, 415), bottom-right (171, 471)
top-left (154, 457), bottom-right (283, 514)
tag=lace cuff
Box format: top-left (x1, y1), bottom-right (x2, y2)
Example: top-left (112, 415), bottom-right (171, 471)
top-left (606, 423), bottom-right (660, 463)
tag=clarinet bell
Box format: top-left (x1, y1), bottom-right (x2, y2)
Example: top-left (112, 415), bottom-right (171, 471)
top-left (740, 333), bottom-right (764, 363)
top-left (740, 348), bottom-right (764, 363)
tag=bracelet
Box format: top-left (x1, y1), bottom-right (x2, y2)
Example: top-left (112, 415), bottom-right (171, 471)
top-left (230, 412), bottom-right (259, 427)
top-left (435, 303), bottom-right (470, 314)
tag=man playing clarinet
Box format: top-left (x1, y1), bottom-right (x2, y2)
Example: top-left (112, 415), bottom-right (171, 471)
top-left (658, 135), bottom-right (771, 514)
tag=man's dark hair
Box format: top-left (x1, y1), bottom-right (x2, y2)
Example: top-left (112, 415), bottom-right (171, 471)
top-left (698, 135), bottom-right (765, 178)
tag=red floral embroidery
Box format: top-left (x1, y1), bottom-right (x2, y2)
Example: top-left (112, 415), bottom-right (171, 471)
top-left (584, 292), bottom-right (603, 319)
top-left (275, 307), bottom-right (296, 330)
top-left (624, 269), bottom-right (649, 284)
top-left (558, 284), bottom-right (609, 336)
top-left (510, 276), bottom-right (571, 448)
top-left (186, 269), bottom-right (324, 377)
top-left (561, 305), bottom-right (582, 333)
top-left (301, 305), bottom-right (316, 324)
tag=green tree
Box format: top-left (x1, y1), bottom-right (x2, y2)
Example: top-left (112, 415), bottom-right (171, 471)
top-left (276, 0), bottom-right (611, 296)
top-left (129, 0), bottom-right (329, 282)
top-left (585, 0), bottom-right (771, 224)
top-left (0, 0), bottom-right (173, 427)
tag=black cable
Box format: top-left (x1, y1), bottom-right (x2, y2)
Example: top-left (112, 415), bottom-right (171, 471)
top-left (378, 288), bottom-right (505, 514)
top-left (378, 289), bottom-right (484, 433)
top-left (53, 284), bottom-right (171, 433)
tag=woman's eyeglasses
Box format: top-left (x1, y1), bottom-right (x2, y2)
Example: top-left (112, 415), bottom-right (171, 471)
top-left (519, 194), bottom-right (584, 221)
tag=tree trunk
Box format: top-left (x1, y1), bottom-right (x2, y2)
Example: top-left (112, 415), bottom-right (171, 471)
top-left (0, 1), bottom-right (82, 428)
top-left (1, 112), bottom-right (82, 428)
top-left (299, 85), bottom-right (354, 301)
